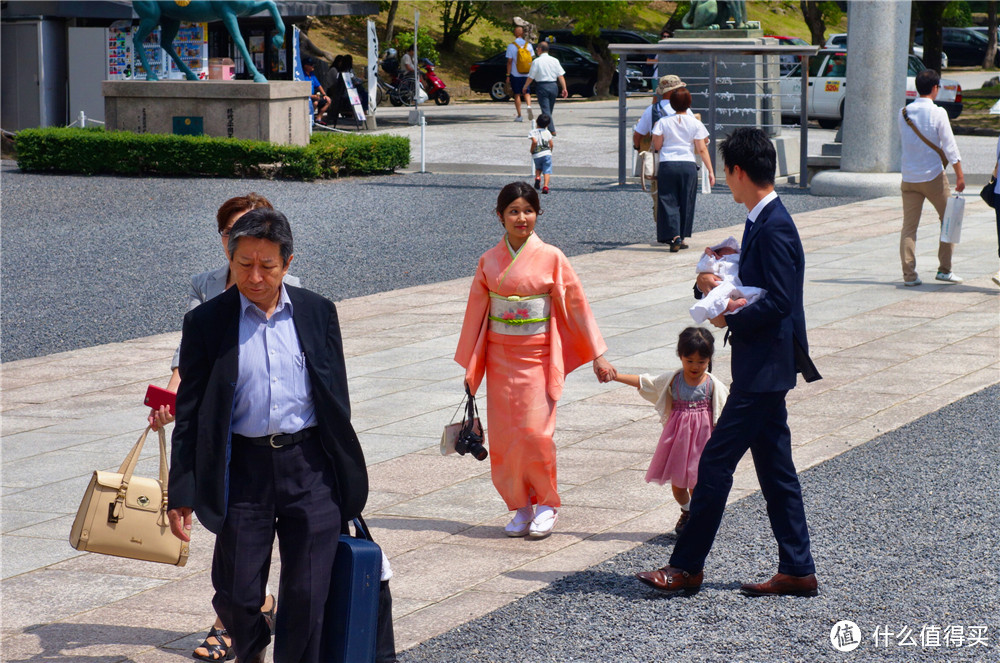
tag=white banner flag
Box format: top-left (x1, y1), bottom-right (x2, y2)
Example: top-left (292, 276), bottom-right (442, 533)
top-left (367, 20), bottom-right (378, 113)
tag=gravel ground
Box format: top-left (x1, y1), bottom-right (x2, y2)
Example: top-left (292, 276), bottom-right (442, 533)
top-left (400, 384), bottom-right (1000, 663)
top-left (0, 164), bottom-right (874, 362)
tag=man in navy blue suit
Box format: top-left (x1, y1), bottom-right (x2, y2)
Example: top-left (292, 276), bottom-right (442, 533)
top-left (637, 127), bottom-right (822, 598)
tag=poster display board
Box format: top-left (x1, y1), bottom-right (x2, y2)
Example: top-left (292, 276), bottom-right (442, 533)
top-left (270, 30), bottom-right (287, 76)
top-left (134, 26), bottom-right (166, 80)
top-left (167, 22), bottom-right (208, 79)
top-left (249, 31), bottom-right (266, 72)
top-left (106, 22), bottom-right (134, 79)
top-left (104, 21), bottom-right (207, 81)
top-left (343, 74), bottom-right (366, 122)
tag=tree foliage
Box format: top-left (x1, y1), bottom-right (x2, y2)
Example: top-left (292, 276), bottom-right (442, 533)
top-left (395, 29), bottom-right (440, 65)
top-left (383, 0), bottom-right (399, 46)
top-left (545, 0), bottom-right (633, 38)
top-left (663, 2), bottom-right (690, 35)
top-left (479, 35), bottom-right (507, 59)
top-left (534, 1), bottom-right (641, 97)
top-left (983, 1), bottom-right (997, 69)
top-left (942, 1), bottom-right (973, 27)
top-left (440, 1), bottom-right (492, 52)
top-left (799, 1), bottom-right (842, 46)
top-left (915, 1), bottom-right (948, 71)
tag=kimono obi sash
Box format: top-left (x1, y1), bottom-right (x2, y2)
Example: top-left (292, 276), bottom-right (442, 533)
top-left (488, 292), bottom-right (551, 336)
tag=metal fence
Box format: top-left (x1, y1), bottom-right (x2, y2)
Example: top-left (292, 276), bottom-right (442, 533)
top-left (610, 43), bottom-right (819, 188)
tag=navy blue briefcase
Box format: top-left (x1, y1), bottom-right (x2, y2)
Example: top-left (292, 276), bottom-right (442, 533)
top-left (321, 517), bottom-right (382, 663)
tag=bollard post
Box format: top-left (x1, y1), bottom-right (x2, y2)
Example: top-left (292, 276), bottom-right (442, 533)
top-left (420, 112), bottom-right (426, 173)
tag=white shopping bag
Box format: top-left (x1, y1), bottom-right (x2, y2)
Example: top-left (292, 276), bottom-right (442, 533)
top-left (414, 83), bottom-right (428, 105)
top-left (700, 164), bottom-right (711, 194)
top-left (940, 194), bottom-right (965, 244)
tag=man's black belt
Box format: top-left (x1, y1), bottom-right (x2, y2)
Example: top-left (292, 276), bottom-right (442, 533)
top-left (233, 427), bottom-right (317, 449)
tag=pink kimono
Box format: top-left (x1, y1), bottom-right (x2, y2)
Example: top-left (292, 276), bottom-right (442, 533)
top-left (455, 234), bottom-right (607, 510)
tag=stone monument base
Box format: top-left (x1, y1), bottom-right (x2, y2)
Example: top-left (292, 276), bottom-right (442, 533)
top-left (102, 81), bottom-right (312, 146)
top-left (810, 170), bottom-right (902, 197)
top-left (674, 28), bottom-right (764, 39)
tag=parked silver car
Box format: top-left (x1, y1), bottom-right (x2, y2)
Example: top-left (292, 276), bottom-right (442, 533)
top-left (825, 32), bottom-right (949, 68)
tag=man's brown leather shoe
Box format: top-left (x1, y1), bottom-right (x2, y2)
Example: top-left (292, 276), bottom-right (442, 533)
top-left (636, 566), bottom-right (703, 595)
top-left (740, 572), bottom-right (818, 597)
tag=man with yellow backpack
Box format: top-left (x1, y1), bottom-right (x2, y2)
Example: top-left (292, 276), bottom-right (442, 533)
top-left (505, 24), bottom-right (535, 122)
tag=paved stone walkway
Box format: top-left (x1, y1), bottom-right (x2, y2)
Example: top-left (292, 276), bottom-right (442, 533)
top-left (2, 195), bottom-right (997, 661)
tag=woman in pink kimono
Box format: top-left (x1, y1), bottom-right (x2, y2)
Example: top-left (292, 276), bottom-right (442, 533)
top-left (455, 182), bottom-right (615, 539)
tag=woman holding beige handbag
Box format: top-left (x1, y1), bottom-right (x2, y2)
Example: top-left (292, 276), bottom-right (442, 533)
top-left (70, 425), bottom-right (188, 566)
top-left (992, 137), bottom-right (1000, 286)
top-left (148, 193), bottom-right (289, 662)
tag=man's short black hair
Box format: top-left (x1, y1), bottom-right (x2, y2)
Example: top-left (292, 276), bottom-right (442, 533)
top-left (228, 208), bottom-right (294, 266)
top-left (915, 69), bottom-right (940, 96)
top-left (719, 127), bottom-right (776, 188)
top-left (302, 56), bottom-right (314, 67)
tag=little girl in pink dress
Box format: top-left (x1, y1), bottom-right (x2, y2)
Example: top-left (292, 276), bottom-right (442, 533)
top-left (609, 327), bottom-right (728, 533)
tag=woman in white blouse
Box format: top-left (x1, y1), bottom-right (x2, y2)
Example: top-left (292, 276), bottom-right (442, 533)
top-left (652, 87), bottom-right (715, 252)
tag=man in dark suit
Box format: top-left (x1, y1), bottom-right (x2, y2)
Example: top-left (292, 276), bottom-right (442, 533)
top-left (167, 209), bottom-right (368, 663)
top-left (637, 127), bottom-right (821, 598)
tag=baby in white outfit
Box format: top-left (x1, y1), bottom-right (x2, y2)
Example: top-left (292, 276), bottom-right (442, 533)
top-left (689, 236), bottom-right (767, 324)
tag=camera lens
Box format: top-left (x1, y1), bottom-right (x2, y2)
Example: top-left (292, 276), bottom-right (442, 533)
top-left (455, 428), bottom-right (488, 461)
top-left (468, 440), bottom-right (488, 461)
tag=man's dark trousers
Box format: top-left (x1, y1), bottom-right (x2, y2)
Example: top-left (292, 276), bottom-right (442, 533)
top-left (534, 81), bottom-right (559, 133)
top-left (669, 387), bottom-right (815, 576)
top-left (212, 434), bottom-right (341, 663)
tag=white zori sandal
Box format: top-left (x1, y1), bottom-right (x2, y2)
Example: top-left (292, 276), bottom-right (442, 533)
top-left (505, 505), bottom-right (534, 537)
top-left (529, 505), bottom-right (558, 539)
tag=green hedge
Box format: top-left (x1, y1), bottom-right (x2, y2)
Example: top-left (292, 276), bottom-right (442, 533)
top-left (13, 127), bottom-right (410, 180)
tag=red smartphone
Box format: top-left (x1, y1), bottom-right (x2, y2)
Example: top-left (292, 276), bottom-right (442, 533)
top-left (144, 384), bottom-right (176, 416)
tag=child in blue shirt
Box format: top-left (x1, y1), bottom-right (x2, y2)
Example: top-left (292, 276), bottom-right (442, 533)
top-left (529, 114), bottom-right (555, 194)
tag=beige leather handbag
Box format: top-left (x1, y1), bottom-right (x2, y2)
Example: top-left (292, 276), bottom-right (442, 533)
top-left (69, 426), bottom-right (189, 566)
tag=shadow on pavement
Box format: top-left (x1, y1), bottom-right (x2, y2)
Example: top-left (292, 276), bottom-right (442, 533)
top-left (542, 569), bottom-right (743, 601)
top-left (10, 622), bottom-right (190, 662)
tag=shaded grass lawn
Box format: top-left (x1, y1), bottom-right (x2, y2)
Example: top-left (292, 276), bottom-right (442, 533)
top-left (953, 85), bottom-right (1000, 133)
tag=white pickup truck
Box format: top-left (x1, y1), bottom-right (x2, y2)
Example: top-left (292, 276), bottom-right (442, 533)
top-left (780, 49), bottom-right (963, 129)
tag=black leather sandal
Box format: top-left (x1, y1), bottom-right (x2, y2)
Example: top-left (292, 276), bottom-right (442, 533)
top-left (262, 594), bottom-right (277, 634)
top-left (192, 626), bottom-right (234, 662)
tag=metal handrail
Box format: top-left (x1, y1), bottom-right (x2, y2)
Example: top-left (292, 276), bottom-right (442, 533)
top-left (609, 44), bottom-right (820, 55)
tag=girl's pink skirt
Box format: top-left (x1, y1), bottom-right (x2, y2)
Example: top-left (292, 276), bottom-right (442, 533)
top-left (645, 399), bottom-right (712, 489)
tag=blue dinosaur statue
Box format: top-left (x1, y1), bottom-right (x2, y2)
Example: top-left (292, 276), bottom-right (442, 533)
top-left (132, 1), bottom-right (285, 82)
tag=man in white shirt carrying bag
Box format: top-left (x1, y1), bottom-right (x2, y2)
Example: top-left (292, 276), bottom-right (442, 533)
top-left (898, 68), bottom-right (965, 287)
top-left (523, 41), bottom-right (568, 135)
